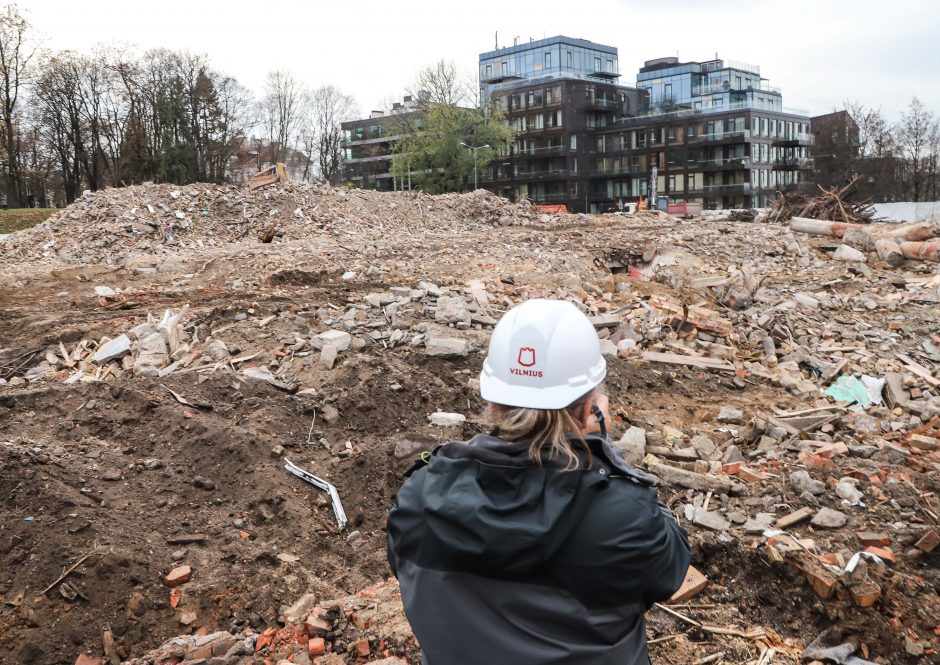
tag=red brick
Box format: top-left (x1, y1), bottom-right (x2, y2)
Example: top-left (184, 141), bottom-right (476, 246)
top-left (856, 531), bottom-right (891, 547)
top-left (163, 565), bottom-right (192, 587)
top-left (915, 529), bottom-right (938, 553)
top-left (864, 546), bottom-right (896, 563)
top-left (800, 560), bottom-right (838, 600)
top-left (75, 656), bottom-right (103, 665)
top-left (851, 582), bottom-right (882, 608)
top-left (669, 565), bottom-right (708, 602)
top-left (308, 637), bottom-right (326, 657)
top-left (354, 638), bottom-right (371, 657)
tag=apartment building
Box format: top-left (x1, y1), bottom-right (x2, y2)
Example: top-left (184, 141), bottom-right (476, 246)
top-left (340, 96), bottom-right (423, 191)
top-left (589, 57), bottom-right (813, 210)
top-left (478, 36), bottom-right (644, 211)
top-left (478, 40), bottom-right (813, 211)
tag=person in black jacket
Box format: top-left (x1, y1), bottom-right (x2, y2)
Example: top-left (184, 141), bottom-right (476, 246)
top-left (387, 298), bottom-right (690, 665)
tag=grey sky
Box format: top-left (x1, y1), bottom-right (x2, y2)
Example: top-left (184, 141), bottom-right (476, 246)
top-left (21, 0), bottom-right (939, 121)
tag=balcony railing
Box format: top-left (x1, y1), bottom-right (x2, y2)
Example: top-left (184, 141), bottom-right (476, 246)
top-left (772, 157), bottom-right (815, 169)
top-left (692, 82), bottom-right (781, 96)
top-left (527, 192), bottom-right (569, 202)
top-left (514, 145), bottom-right (566, 156)
top-left (687, 130), bottom-right (751, 143)
top-left (772, 133), bottom-right (814, 146)
top-left (514, 169), bottom-right (569, 180)
top-left (590, 165), bottom-right (641, 176)
top-left (695, 156), bottom-right (751, 168)
top-left (693, 183), bottom-right (752, 192)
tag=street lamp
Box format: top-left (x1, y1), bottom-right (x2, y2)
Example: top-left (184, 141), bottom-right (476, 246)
top-left (460, 142), bottom-right (490, 190)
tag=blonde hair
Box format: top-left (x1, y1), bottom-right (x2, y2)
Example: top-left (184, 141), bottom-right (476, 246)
top-left (487, 388), bottom-right (601, 471)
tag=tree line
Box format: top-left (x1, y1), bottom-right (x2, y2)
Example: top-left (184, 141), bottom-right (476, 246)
top-left (812, 97), bottom-right (940, 203)
top-left (0, 4), bottom-right (356, 208)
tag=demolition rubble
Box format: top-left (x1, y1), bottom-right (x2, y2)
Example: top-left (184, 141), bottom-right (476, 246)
top-left (0, 181), bottom-right (937, 665)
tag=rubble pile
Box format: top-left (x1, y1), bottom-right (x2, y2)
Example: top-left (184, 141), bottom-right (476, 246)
top-left (1, 184), bottom-right (938, 664)
top-left (0, 182), bottom-right (543, 265)
top-left (118, 580), bottom-right (413, 665)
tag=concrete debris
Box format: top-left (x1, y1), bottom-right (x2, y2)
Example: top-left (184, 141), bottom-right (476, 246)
top-left (425, 336), bottom-right (471, 357)
top-left (811, 507), bottom-right (849, 529)
top-left (428, 412), bottom-right (466, 427)
top-left (615, 426), bottom-right (647, 466)
top-left (92, 335), bottom-right (131, 364)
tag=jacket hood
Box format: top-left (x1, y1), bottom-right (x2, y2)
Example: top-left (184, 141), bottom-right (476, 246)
top-left (388, 433), bottom-right (644, 576)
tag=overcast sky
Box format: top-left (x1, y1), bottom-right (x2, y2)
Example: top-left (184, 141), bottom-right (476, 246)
top-left (20, 0), bottom-right (939, 121)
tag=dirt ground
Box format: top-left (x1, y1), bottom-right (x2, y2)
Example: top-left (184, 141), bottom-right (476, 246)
top-left (1, 185), bottom-right (937, 665)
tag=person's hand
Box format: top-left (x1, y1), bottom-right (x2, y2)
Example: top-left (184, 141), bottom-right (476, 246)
top-left (579, 393), bottom-right (611, 435)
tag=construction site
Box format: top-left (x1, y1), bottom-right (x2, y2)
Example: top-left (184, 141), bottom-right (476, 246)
top-left (0, 170), bottom-right (938, 665)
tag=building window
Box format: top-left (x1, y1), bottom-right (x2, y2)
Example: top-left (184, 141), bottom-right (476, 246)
top-left (572, 158), bottom-right (578, 174)
top-left (485, 64), bottom-right (492, 79)
top-left (664, 83), bottom-right (672, 100)
top-left (545, 52), bottom-right (551, 69)
top-left (607, 59), bottom-right (613, 73)
top-left (501, 61), bottom-right (508, 75)
top-left (570, 134), bottom-right (577, 150)
top-left (594, 56), bottom-right (601, 72)
top-left (736, 75), bottom-right (742, 89)
top-left (667, 127), bottom-right (676, 141)
top-left (567, 51), bottom-right (572, 67)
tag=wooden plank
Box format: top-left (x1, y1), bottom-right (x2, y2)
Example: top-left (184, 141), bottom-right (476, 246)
top-left (896, 353), bottom-right (940, 387)
top-left (641, 351), bottom-right (735, 373)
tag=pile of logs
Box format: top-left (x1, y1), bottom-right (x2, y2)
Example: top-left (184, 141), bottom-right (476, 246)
top-left (790, 217), bottom-right (940, 264)
top-left (768, 176), bottom-right (876, 224)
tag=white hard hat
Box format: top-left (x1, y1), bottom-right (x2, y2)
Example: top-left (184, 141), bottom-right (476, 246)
top-left (480, 299), bottom-right (606, 410)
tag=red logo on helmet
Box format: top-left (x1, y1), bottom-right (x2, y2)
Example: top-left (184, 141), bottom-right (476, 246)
top-left (517, 347), bottom-right (536, 367)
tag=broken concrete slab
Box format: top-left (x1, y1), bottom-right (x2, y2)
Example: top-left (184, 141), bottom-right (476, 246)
top-left (425, 337), bottom-right (470, 357)
top-left (311, 329), bottom-right (352, 352)
top-left (133, 332), bottom-right (169, 377)
top-left (93, 335), bottom-right (131, 364)
top-left (615, 427), bottom-right (646, 466)
top-left (811, 507), bottom-right (848, 529)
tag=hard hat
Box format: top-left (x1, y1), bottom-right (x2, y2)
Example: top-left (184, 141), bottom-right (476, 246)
top-left (480, 299), bottom-right (607, 410)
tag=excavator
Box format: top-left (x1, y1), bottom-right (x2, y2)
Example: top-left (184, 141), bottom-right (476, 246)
top-left (246, 162), bottom-right (290, 190)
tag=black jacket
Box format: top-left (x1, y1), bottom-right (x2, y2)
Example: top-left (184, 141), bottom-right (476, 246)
top-left (387, 433), bottom-right (691, 665)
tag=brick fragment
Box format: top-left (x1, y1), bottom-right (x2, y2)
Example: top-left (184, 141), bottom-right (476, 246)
top-left (915, 529), bottom-right (938, 553)
top-left (800, 559), bottom-right (838, 600)
top-left (354, 638), bottom-right (371, 657)
top-left (856, 531), bottom-right (891, 547)
top-left (669, 565), bottom-right (708, 602)
top-left (850, 581), bottom-right (882, 608)
top-left (75, 656), bottom-right (103, 665)
top-left (864, 546), bottom-right (896, 563)
top-left (163, 565), bottom-right (192, 587)
top-left (308, 637), bottom-right (326, 656)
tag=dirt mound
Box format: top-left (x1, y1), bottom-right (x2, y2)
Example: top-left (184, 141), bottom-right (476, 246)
top-left (0, 183), bottom-right (542, 266)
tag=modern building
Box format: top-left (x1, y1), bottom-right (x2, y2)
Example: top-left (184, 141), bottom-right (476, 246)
top-left (340, 96), bottom-right (423, 191)
top-left (478, 39), bottom-right (814, 211)
top-left (478, 36), bottom-right (644, 211)
top-left (589, 57), bottom-right (813, 210)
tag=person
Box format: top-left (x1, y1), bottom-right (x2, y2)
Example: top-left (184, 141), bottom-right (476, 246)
top-left (387, 298), bottom-right (691, 665)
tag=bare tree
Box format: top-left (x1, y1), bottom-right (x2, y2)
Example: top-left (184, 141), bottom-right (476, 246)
top-left (309, 85), bottom-right (356, 184)
top-left (408, 59), bottom-right (475, 109)
top-left (895, 97), bottom-right (939, 202)
top-left (261, 70), bottom-right (307, 164)
top-left (0, 4), bottom-right (36, 207)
